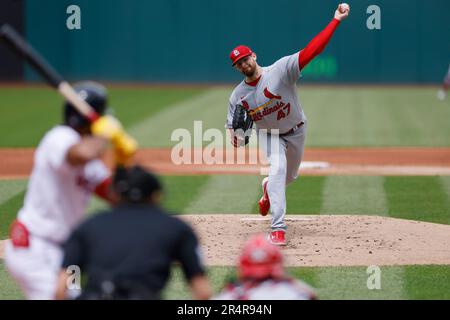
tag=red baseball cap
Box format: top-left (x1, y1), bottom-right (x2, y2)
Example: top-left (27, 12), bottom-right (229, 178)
top-left (230, 45), bottom-right (253, 66)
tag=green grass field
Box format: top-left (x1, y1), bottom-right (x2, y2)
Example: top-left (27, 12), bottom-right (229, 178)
top-left (0, 85), bottom-right (449, 300)
top-left (1, 86), bottom-right (450, 147)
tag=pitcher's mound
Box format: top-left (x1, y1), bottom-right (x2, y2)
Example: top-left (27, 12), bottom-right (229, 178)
top-left (180, 214), bottom-right (450, 267)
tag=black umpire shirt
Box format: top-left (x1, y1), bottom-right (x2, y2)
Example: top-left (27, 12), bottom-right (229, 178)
top-left (61, 204), bottom-right (205, 299)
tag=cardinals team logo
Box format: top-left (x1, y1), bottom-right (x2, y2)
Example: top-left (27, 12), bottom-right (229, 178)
top-left (233, 50), bottom-right (240, 57)
top-left (263, 87), bottom-right (282, 100)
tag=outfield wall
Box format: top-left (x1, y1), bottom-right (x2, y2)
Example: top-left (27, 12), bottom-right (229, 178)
top-left (24, 0), bottom-right (449, 83)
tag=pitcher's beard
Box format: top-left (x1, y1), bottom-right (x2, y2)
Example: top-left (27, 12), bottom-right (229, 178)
top-left (243, 68), bottom-right (256, 78)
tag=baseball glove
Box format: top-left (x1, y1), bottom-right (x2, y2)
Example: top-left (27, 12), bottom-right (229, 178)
top-left (232, 104), bottom-right (253, 147)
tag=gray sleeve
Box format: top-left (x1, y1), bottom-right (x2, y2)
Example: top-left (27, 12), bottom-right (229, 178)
top-left (274, 52), bottom-right (301, 85)
top-left (225, 99), bottom-right (236, 129)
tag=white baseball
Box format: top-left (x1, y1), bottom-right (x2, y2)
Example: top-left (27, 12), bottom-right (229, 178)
top-left (339, 3), bottom-right (350, 13)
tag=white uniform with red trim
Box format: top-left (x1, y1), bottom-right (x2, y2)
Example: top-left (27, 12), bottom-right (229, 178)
top-left (4, 125), bottom-right (109, 300)
top-left (227, 52), bottom-right (307, 232)
top-left (214, 278), bottom-right (316, 300)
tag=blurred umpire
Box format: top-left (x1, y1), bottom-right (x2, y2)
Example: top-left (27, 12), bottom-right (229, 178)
top-left (55, 165), bottom-right (212, 300)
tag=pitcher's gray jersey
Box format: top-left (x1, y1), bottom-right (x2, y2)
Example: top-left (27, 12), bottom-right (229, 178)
top-left (227, 52), bottom-right (306, 134)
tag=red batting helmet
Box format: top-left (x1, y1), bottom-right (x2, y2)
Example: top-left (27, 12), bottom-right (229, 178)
top-left (238, 234), bottom-right (284, 280)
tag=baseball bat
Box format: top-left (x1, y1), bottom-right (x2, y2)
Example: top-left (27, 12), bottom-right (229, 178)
top-left (0, 24), bottom-right (99, 122)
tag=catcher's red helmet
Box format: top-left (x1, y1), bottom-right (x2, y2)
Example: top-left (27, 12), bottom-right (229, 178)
top-left (238, 234), bottom-right (284, 280)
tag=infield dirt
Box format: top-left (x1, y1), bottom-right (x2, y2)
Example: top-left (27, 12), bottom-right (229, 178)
top-left (181, 214), bottom-right (450, 267)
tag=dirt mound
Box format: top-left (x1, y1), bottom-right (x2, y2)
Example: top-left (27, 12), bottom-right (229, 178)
top-left (180, 214), bottom-right (450, 267)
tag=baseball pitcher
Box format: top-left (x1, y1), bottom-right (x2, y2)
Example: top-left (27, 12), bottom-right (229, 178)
top-left (227, 4), bottom-right (350, 245)
top-left (4, 81), bottom-right (136, 299)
